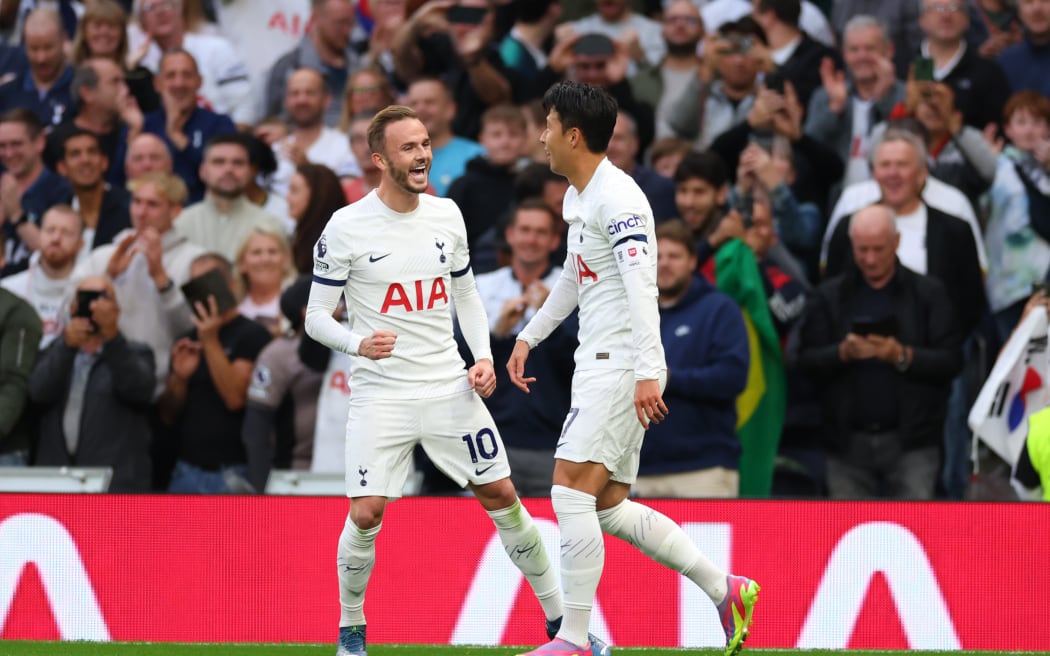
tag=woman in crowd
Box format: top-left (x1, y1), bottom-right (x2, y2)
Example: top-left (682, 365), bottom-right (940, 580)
top-left (287, 163), bottom-right (346, 275)
top-left (236, 229), bottom-right (295, 336)
top-left (71, 0), bottom-right (159, 112)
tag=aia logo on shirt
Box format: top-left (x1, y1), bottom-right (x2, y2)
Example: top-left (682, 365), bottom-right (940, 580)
top-left (380, 278), bottom-right (449, 313)
top-left (608, 215), bottom-right (645, 236)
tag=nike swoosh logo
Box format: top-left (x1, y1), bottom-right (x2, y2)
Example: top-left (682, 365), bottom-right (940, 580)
top-left (556, 441), bottom-right (567, 448)
top-left (369, 253), bottom-right (391, 263)
top-left (475, 464), bottom-right (496, 476)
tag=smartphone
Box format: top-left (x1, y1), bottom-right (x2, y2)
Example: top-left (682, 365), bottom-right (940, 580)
top-left (446, 5), bottom-right (486, 25)
top-left (181, 268), bottom-right (237, 319)
top-left (913, 56), bottom-right (935, 82)
top-left (735, 192), bottom-right (754, 228)
top-left (764, 70), bottom-right (786, 94)
top-left (74, 290), bottom-right (104, 318)
top-left (851, 316), bottom-right (898, 337)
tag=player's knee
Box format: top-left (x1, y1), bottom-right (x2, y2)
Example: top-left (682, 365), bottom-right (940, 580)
top-left (350, 500), bottom-right (386, 530)
top-left (472, 477), bottom-right (519, 511)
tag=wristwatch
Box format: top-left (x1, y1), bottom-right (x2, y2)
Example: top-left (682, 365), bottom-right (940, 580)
top-left (895, 345), bottom-right (910, 372)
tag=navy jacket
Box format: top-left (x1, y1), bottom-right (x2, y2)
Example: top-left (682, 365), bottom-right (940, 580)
top-left (639, 275), bottom-right (749, 475)
top-left (0, 65), bottom-right (74, 127)
top-left (136, 107), bottom-right (237, 203)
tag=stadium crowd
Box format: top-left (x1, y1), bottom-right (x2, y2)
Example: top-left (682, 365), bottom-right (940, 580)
top-left (1, 0), bottom-right (1049, 499)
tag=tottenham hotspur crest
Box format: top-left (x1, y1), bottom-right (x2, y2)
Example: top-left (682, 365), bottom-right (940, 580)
top-left (317, 234), bottom-right (328, 260)
top-left (435, 239), bottom-right (446, 263)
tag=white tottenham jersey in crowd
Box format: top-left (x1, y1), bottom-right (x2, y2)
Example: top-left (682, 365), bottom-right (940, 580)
top-left (519, 158), bottom-right (666, 380)
top-left (312, 190), bottom-right (483, 399)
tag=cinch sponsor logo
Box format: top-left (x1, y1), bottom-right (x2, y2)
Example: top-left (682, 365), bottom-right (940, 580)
top-left (608, 215), bottom-right (644, 236)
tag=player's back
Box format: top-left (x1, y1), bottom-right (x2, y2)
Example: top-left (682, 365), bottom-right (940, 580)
top-left (562, 158), bottom-right (663, 373)
top-left (315, 191), bottom-right (475, 399)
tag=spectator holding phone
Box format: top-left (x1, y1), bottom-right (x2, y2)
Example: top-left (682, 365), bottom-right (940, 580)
top-left (665, 17), bottom-right (764, 149)
top-left (391, 0), bottom-right (514, 140)
top-left (915, 0), bottom-right (1011, 131)
top-left (798, 204), bottom-right (963, 499)
top-left (156, 253), bottom-right (272, 493)
top-left (29, 275), bottom-right (156, 492)
top-left (804, 15), bottom-right (905, 189)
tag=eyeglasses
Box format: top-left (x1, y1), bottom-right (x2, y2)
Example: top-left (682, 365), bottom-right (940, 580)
top-left (142, 0), bottom-right (176, 13)
top-left (665, 15), bottom-right (701, 26)
top-left (924, 2), bottom-right (963, 14)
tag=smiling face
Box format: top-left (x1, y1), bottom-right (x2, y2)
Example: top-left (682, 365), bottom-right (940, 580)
top-left (0, 120), bottom-right (44, 179)
top-left (505, 207), bottom-right (560, 268)
top-left (872, 139), bottom-right (926, 214)
top-left (539, 108), bottom-right (574, 177)
top-left (238, 231), bottom-right (288, 291)
top-left (375, 117), bottom-right (432, 195)
top-left (84, 18), bottom-right (124, 58)
top-left (657, 237), bottom-right (696, 300)
top-left (58, 134), bottom-right (107, 190)
top-left (675, 176), bottom-right (726, 232)
top-left (155, 51), bottom-right (201, 115)
top-left (843, 25), bottom-right (891, 85)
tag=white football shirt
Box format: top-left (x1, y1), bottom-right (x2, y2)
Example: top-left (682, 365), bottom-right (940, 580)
top-left (519, 158), bottom-right (666, 380)
top-left (311, 190), bottom-right (488, 399)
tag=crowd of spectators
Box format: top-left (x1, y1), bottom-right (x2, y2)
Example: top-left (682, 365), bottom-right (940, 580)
top-left (2, 0), bottom-right (1050, 500)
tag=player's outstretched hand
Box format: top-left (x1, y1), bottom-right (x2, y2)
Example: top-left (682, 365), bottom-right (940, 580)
top-left (469, 358), bottom-right (497, 398)
top-left (359, 329), bottom-right (397, 360)
top-left (634, 379), bottom-right (668, 429)
top-left (507, 339), bottom-right (536, 394)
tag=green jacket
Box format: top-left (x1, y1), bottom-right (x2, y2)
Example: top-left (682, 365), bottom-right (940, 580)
top-left (0, 288), bottom-right (42, 454)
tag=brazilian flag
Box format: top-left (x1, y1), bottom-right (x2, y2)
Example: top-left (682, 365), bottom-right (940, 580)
top-left (711, 239), bottom-right (787, 497)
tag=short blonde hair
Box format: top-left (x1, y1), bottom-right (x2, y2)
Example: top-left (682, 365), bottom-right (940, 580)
top-left (127, 171), bottom-right (189, 206)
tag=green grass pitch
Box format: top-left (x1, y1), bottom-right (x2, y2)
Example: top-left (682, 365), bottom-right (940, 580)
top-left (0, 644), bottom-right (1044, 656)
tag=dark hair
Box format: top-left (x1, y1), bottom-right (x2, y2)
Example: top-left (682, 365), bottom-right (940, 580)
top-left (655, 218), bottom-right (696, 253)
top-left (367, 104), bottom-right (419, 156)
top-left (756, 0), bottom-right (801, 27)
top-left (673, 150), bottom-right (729, 188)
top-left (719, 16), bottom-right (768, 45)
top-left (514, 161), bottom-right (563, 202)
top-left (513, 0), bottom-right (556, 23)
top-left (219, 132), bottom-right (278, 175)
top-left (510, 197), bottom-right (558, 231)
top-left (61, 127), bottom-right (102, 159)
top-left (542, 81), bottom-right (618, 154)
top-left (280, 274), bottom-right (313, 331)
top-left (158, 47), bottom-right (200, 76)
top-left (0, 108), bottom-right (44, 139)
top-left (292, 163), bottom-right (345, 274)
top-left (204, 132), bottom-right (251, 159)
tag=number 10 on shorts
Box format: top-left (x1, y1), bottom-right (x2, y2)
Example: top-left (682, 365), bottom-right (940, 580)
top-left (461, 428), bottom-right (499, 463)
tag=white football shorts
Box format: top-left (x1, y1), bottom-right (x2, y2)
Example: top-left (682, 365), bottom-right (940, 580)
top-left (555, 369), bottom-right (667, 485)
top-left (344, 389), bottom-right (511, 498)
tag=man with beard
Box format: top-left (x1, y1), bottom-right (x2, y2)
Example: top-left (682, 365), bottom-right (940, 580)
top-left (635, 218), bottom-right (749, 499)
top-left (1, 205), bottom-right (83, 349)
top-left (630, 0), bottom-right (705, 140)
top-left (172, 134), bottom-right (284, 263)
top-left (269, 68), bottom-right (360, 200)
top-left (304, 105), bottom-right (596, 656)
top-left (0, 8), bottom-right (74, 127)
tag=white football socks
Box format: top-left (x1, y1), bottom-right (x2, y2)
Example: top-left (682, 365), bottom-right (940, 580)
top-left (487, 499), bottom-right (564, 622)
top-left (550, 484), bottom-right (604, 647)
top-left (337, 515), bottom-right (380, 627)
top-left (597, 498), bottom-right (727, 603)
